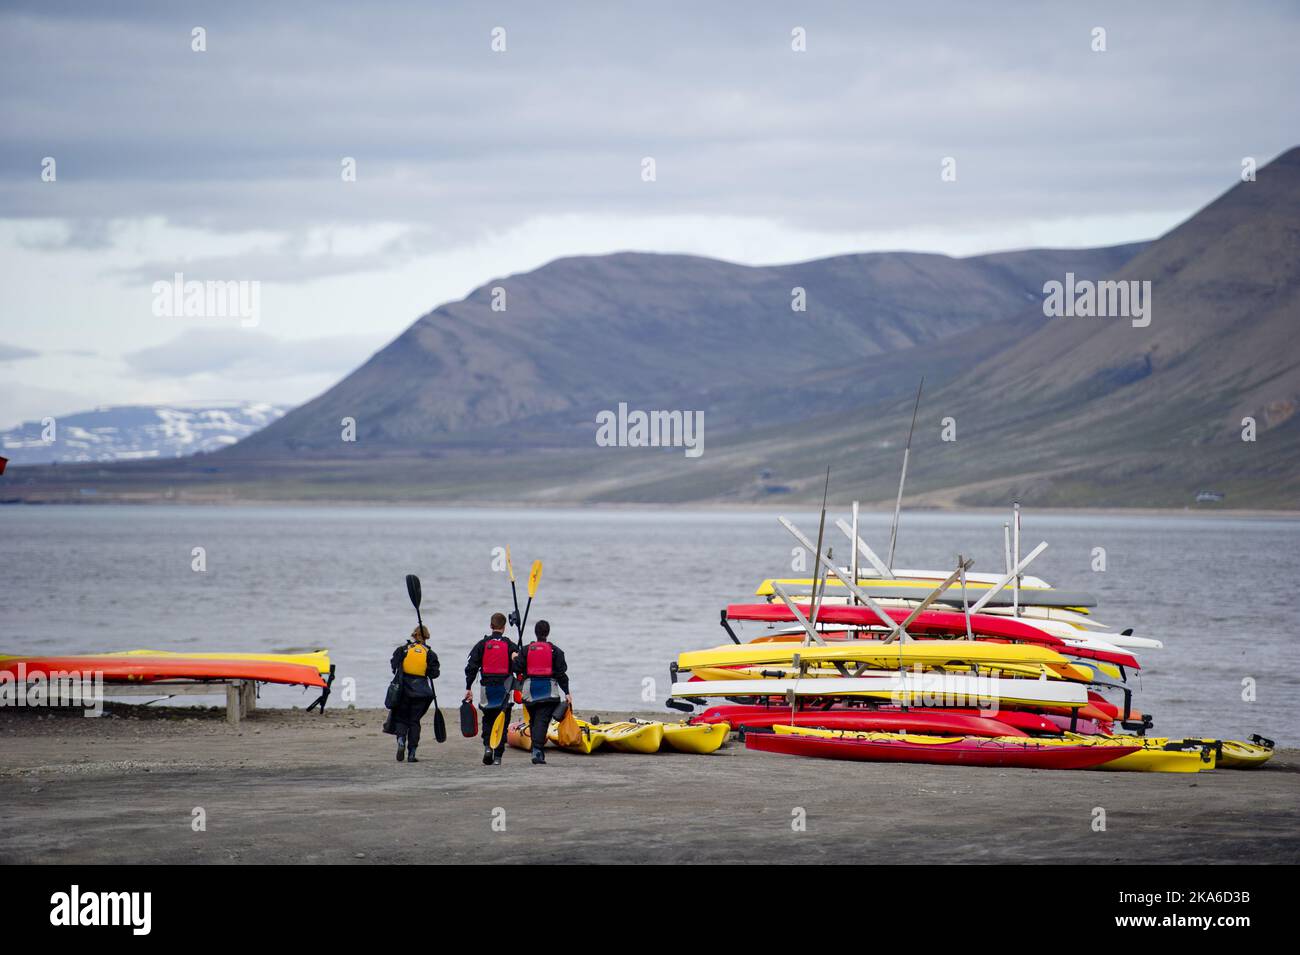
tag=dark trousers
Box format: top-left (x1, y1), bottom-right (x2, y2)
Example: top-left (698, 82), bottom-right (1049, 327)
top-left (480, 704), bottom-right (513, 757)
top-left (528, 700), bottom-right (559, 752)
top-left (393, 696), bottom-right (432, 751)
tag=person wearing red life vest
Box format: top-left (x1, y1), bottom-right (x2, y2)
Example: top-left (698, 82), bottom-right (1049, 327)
top-left (512, 619), bottom-right (571, 765)
top-left (463, 612), bottom-right (519, 765)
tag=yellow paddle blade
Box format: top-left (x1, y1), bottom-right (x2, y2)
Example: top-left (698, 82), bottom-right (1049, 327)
top-left (505, 545), bottom-right (516, 582)
top-left (490, 710), bottom-right (506, 748)
top-left (528, 560), bottom-right (543, 597)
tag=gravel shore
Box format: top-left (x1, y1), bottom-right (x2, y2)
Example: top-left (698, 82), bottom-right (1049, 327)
top-left (2, 705), bottom-right (1296, 864)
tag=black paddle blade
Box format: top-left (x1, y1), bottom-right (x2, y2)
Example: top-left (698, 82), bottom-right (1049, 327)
top-left (433, 708), bottom-right (448, 744)
top-left (405, 574), bottom-right (422, 609)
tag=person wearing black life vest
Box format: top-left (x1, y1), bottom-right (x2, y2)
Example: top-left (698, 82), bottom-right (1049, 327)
top-left (463, 613), bottom-right (519, 765)
top-left (513, 619), bottom-right (571, 765)
top-left (389, 625), bottom-right (440, 763)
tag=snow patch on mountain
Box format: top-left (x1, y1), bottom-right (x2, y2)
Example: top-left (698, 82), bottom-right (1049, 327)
top-left (1, 403), bottom-right (288, 465)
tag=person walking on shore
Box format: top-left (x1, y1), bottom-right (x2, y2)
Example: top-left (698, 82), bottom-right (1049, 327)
top-left (389, 625), bottom-right (440, 763)
top-left (464, 613), bottom-right (518, 766)
top-left (513, 619), bottom-right (572, 765)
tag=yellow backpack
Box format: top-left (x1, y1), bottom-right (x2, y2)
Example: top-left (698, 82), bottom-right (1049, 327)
top-left (402, 643), bottom-right (429, 676)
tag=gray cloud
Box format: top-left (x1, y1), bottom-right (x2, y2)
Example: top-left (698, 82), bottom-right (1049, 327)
top-left (0, 343), bottom-right (39, 361)
top-left (1, 0), bottom-right (1296, 246)
top-left (17, 218), bottom-right (121, 252)
top-left (122, 328), bottom-right (382, 380)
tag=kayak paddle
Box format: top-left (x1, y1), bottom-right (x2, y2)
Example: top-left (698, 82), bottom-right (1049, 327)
top-left (405, 573), bottom-right (446, 744)
top-left (505, 546), bottom-right (524, 642)
top-left (521, 559), bottom-right (543, 635)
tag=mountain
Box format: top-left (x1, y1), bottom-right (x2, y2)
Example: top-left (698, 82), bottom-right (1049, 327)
top-left (0, 403), bottom-right (287, 466)
top-left (232, 245), bottom-right (1143, 455)
top-left (6, 148), bottom-right (1297, 508)
top-left (671, 147), bottom-right (1300, 509)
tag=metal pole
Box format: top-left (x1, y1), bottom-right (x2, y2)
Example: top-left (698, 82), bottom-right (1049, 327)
top-left (1012, 502), bottom-right (1022, 618)
top-left (850, 501), bottom-right (860, 604)
top-left (887, 378), bottom-right (924, 570)
top-left (960, 556), bottom-right (973, 639)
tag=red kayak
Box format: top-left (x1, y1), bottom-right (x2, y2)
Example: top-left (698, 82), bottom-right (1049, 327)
top-left (728, 603), bottom-right (1140, 669)
top-left (690, 703), bottom-right (1027, 737)
top-left (1, 656), bottom-right (327, 688)
top-left (874, 706), bottom-right (1061, 736)
top-left (746, 730), bottom-right (1138, 769)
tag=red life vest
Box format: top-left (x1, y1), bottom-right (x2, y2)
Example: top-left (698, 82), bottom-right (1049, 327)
top-left (482, 637), bottom-right (510, 676)
top-left (525, 641), bottom-right (554, 677)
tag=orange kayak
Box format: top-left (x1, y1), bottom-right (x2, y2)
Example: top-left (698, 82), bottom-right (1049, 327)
top-left (0, 655), bottom-right (327, 688)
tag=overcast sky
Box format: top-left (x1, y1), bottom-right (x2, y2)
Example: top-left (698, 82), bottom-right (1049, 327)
top-left (1, 1), bottom-right (1297, 427)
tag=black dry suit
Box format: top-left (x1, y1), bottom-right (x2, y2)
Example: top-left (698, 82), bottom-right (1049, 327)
top-left (465, 632), bottom-right (519, 758)
top-left (390, 642), bottom-right (440, 755)
top-left (513, 640), bottom-right (570, 756)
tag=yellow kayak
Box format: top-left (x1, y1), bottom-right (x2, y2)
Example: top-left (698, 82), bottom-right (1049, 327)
top-left (1084, 738), bottom-right (1217, 773)
top-left (1072, 734), bottom-right (1275, 772)
top-left (660, 721), bottom-right (729, 754)
top-left (105, 649), bottom-right (332, 675)
top-left (547, 717), bottom-right (606, 754)
top-left (688, 661), bottom-right (1091, 682)
top-left (678, 641), bottom-right (1069, 671)
top-left (602, 721), bottom-right (665, 753)
top-left (1218, 738), bottom-right (1274, 769)
top-left (545, 718), bottom-right (727, 754)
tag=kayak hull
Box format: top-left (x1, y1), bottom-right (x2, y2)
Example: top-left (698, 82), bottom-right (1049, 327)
top-left (661, 721), bottom-right (730, 753)
top-left (1218, 740), bottom-right (1274, 769)
top-left (672, 673), bottom-right (1088, 708)
top-left (747, 730), bottom-right (1136, 770)
top-left (690, 704), bottom-right (1027, 738)
top-left (547, 719), bottom-right (604, 754)
top-left (727, 604), bottom-right (1140, 669)
top-left (506, 719), bottom-right (534, 751)
top-left (603, 721), bottom-right (665, 753)
top-left (1, 655), bottom-right (327, 688)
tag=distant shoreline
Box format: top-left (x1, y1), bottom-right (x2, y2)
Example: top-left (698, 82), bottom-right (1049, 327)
top-left (3, 497), bottom-right (1298, 519)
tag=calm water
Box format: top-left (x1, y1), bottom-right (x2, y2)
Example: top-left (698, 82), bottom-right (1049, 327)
top-left (2, 505), bottom-right (1297, 741)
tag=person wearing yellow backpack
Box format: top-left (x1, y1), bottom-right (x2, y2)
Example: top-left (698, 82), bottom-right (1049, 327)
top-left (388, 625), bottom-right (440, 762)
top-left (512, 620), bottom-right (572, 765)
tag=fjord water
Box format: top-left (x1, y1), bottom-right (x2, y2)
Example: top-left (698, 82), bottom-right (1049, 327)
top-left (3, 505), bottom-right (1296, 742)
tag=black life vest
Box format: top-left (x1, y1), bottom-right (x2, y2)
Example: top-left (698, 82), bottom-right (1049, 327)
top-left (525, 641), bottom-right (554, 677)
top-left (482, 636), bottom-right (511, 676)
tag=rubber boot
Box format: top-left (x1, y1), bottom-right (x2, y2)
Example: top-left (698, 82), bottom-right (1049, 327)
top-left (492, 751), bottom-right (503, 765)
top-left (482, 745), bottom-right (494, 766)
top-left (407, 745), bottom-right (418, 763)
top-left (396, 736), bottom-right (406, 762)
top-left (531, 747), bottom-right (546, 765)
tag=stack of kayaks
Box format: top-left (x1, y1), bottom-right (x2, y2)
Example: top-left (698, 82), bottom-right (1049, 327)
top-left (507, 715), bottom-right (729, 755)
top-left (0, 649), bottom-right (330, 689)
top-left (665, 567), bottom-right (1277, 773)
